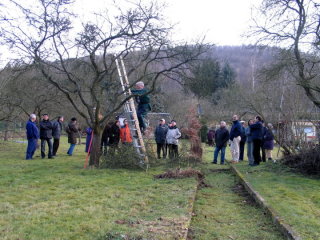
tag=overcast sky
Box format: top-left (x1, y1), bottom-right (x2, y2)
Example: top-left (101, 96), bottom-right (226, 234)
top-left (0, 0), bottom-right (262, 66)
top-left (74, 0), bottom-right (262, 45)
top-left (162, 0), bottom-right (261, 45)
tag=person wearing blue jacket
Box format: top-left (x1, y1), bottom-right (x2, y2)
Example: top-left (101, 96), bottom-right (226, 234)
top-left (25, 114), bottom-right (39, 160)
top-left (250, 116), bottom-right (264, 166)
top-left (229, 115), bottom-right (242, 163)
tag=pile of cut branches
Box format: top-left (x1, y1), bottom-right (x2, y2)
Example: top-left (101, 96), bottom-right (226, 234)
top-left (154, 168), bottom-right (210, 188)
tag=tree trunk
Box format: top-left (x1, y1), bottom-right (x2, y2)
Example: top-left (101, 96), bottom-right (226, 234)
top-left (89, 130), bottom-right (102, 167)
top-left (4, 121), bottom-right (9, 141)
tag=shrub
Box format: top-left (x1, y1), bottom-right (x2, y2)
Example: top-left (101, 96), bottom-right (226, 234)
top-left (282, 147), bottom-right (320, 175)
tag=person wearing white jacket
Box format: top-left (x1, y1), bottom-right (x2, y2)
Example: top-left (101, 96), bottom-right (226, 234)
top-left (166, 120), bottom-right (181, 159)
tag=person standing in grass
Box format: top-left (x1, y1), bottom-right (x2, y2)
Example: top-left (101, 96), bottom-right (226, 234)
top-left (120, 119), bottom-right (132, 145)
top-left (154, 118), bottom-right (168, 159)
top-left (261, 121), bottom-right (267, 162)
top-left (25, 113), bottom-right (39, 160)
top-left (166, 120), bottom-right (181, 159)
top-left (229, 114), bottom-right (242, 163)
top-left (108, 120), bottom-right (121, 155)
top-left (39, 113), bottom-right (54, 159)
top-left (239, 121), bottom-right (247, 161)
top-left (250, 116), bottom-right (264, 166)
top-left (246, 119), bottom-right (255, 166)
top-left (263, 123), bottom-right (275, 162)
top-left (66, 117), bottom-right (80, 156)
top-left (52, 116), bottom-right (64, 157)
top-left (207, 128), bottom-right (215, 147)
top-left (85, 127), bottom-right (93, 153)
top-left (212, 121), bottom-right (229, 165)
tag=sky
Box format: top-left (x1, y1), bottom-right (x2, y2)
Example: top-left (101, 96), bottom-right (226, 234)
top-left (162, 0), bottom-right (261, 45)
top-left (74, 0), bottom-right (262, 45)
top-left (0, 0), bottom-right (262, 67)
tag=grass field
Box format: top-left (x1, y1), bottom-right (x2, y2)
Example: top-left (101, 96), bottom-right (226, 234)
top-left (235, 162), bottom-right (320, 240)
top-left (187, 147), bottom-right (285, 240)
top-left (210, 143), bottom-right (320, 240)
top-left (1, 138), bottom-right (319, 239)
top-left (0, 138), bottom-right (197, 240)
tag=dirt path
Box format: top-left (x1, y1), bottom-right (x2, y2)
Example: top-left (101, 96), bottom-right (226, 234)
top-left (187, 167), bottom-right (286, 240)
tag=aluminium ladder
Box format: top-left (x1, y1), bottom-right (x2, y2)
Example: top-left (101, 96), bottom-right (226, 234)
top-left (114, 56), bottom-right (149, 165)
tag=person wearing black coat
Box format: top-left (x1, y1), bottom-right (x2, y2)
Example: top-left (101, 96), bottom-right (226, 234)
top-left (261, 121), bottom-right (267, 162)
top-left (154, 119), bottom-right (168, 159)
top-left (239, 121), bottom-right (247, 161)
top-left (52, 116), bottom-right (64, 156)
top-left (213, 121), bottom-right (230, 164)
top-left (108, 120), bottom-right (120, 155)
top-left (101, 121), bottom-right (113, 155)
top-left (249, 116), bottom-right (264, 166)
top-left (39, 114), bottom-right (54, 159)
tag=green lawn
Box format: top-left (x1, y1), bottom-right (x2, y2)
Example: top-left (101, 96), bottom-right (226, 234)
top-left (0, 139), bottom-right (197, 240)
top-left (215, 142), bottom-right (320, 239)
top-left (235, 162), bottom-right (320, 240)
top-left (188, 146), bottom-right (285, 240)
top-left (2, 139), bottom-right (318, 239)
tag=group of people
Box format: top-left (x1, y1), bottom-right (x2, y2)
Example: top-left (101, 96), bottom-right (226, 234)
top-left (154, 119), bottom-right (182, 159)
top-left (213, 114), bottom-right (275, 166)
top-left (89, 117), bottom-right (182, 159)
top-left (85, 118), bottom-right (133, 155)
top-left (25, 114), bottom-right (80, 160)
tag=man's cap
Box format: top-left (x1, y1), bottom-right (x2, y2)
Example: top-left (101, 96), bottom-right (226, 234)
top-left (160, 118), bottom-right (165, 121)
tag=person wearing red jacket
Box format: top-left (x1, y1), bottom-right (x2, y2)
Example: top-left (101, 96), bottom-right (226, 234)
top-left (120, 119), bottom-right (132, 145)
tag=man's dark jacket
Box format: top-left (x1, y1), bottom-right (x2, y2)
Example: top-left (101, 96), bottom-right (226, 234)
top-left (66, 122), bottom-right (79, 144)
top-left (215, 127), bottom-right (230, 148)
top-left (26, 120), bottom-right (39, 140)
top-left (230, 120), bottom-right (242, 141)
top-left (39, 120), bottom-right (53, 139)
top-left (249, 121), bottom-right (263, 140)
top-left (240, 125), bottom-right (247, 143)
top-left (52, 121), bottom-right (62, 139)
top-left (108, 123), bottom-right (120, 145)
top-left (155, 124), bottom-right (168, 144)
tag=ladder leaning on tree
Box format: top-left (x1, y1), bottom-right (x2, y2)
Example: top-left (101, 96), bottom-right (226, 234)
top-left (114, 55), bottom-right (149, 166)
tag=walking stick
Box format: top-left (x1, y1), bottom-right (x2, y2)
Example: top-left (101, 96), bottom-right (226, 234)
top-left (84, 130), bottom-right (94, 169)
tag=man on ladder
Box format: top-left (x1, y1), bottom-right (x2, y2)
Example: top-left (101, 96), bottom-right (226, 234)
top-left (131, 81), bottom-right (151, 135)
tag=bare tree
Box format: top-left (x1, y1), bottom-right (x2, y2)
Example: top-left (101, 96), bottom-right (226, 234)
top-left (0, 0), bottom-right (206, 166)
top-left (251, 0), bottom-right (320, 109)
